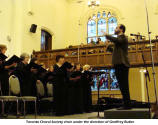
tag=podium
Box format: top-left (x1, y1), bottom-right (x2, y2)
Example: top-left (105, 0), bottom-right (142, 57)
top-left (104, 108), bottom-right (150, 119)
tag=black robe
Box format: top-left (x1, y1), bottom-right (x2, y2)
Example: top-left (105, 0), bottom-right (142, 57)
top-left (66, 71), bottom-right (75, 114)
top-left (81, 71), bottom-right (93, 112)
top-left (44, 71), bottom-right (55, 84)
top-left (53, 64), bottom-right (68, 116)
top-left (68, 71), bottom-right (84, 114)
top-left (45, 71), bottom-right (55, 96)
top-left (0, 60), bottom-right (9, 96)
top-left (37, 70), bottom-right (50, 97)
top-left (13, 62), bottom-right (37, 96)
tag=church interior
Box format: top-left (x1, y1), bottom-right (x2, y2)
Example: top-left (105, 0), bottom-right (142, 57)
top-left (0, 0), bottom-right (158, 119)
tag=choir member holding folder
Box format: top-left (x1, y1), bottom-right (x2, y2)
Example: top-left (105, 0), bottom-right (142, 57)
top-left (0, 44), bottom-right (18, 95)
top-left (53, 55), bottom-right (73, 116)
top-left (0, 45), bottom-right (94, 115)
top-left (82, 65), bottom-right (93, 113)
top-left (68, 63), bottom-right (83, 114)
top-left (13, 53), bottom-right (30, 96)
top-left (13, 55), bottom-right (46, 96)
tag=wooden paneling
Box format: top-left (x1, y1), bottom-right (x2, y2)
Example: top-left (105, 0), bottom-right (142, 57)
top-left (33, 39), bottom-right (158, 68)
top-left (32, 39), bottom-right (158, 104)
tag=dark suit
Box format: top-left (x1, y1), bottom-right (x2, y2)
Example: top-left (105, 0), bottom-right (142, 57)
top-left (106, 34), bottom-right (131, 107)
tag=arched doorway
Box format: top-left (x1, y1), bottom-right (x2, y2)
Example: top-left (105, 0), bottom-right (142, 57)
top-left (41, 30), bottom-right (52, 51)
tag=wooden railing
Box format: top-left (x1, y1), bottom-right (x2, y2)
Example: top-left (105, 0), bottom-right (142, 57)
top-left (32, 39), bottom-right (158, 68)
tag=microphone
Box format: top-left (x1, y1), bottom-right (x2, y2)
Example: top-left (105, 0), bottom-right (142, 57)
top-left (130, 33), bottom-right (140, 36)
top-left (130, 33), bottom-right (145, 37)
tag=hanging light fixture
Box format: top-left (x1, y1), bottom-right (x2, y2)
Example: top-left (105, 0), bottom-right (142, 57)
top-left (88, 0), bottom-right (100, 8)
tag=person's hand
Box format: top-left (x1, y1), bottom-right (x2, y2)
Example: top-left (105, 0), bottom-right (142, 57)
top-left (101, 30), bottom-right (108, 36)
top-left (105, 40), bottom-right (110, 45)
top-left (36, 80), bottom-right (41, 84)
top-left (31, 67), bottom-right (38, 73)
top-left (73, 76), bottom-right (81, 82)
top-left (0, 60), bottom-right (2, 65)
top-left (4, 62), bottom-right (17, 69)
top-left (76, 76), bottom-right (81, 80)
top-left (11, 62), bottom-right (17, 67)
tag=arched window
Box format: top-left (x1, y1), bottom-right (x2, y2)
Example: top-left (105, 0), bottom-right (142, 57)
top-left (98, 19), bottom-right (106, 36)
top-left (108, 17), bottom-right (117, 35)
top-left (98, 19), bottom-right (106, 42)
top-left (41, 30), bottom-right (52, 51)
top-left (87, 20), bottom-right (97, 43)
top-left (87, 11), bottom-right (118, 43)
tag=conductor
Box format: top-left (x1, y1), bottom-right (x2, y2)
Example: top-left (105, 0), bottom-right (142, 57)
top-left (103, 24), bottom-right (131, 110)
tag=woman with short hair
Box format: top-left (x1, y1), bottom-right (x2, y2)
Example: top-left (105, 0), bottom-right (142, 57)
top-left (13, 53), bottom-right (30, 96)
top-left (0, 44), bottom-right (17, 95)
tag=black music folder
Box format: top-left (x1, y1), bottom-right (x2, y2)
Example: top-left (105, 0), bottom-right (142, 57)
top-left (4, 55), bottom-right (22, 65)
top-left (0, 53), bottom-right (8, 61)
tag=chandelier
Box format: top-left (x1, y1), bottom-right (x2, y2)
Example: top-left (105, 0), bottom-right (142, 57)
top-left (88, 0), bottom-right (100, 8)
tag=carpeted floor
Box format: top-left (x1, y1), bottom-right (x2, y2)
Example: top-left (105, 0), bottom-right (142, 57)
top-left (1, 112), bottom-right (104, 119)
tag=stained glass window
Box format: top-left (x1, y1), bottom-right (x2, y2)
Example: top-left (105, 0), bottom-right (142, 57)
top-left (92, 14), bottom-right (96, 20)
top-left (87, 20), bottom-right (96, 37)
top-left (97, 12), bottom-right (101, 18)
top-left (108, 17), bottom-right (117, 35)
top-left (98, 19), bottom-right (106, 36)
top-left (87, 11), bottom-right (117, 44)
top-left (91, 69), bottom-right (119, 91)
top-left (107, 12), bottom-right (111, 17)
top-left (102, 11), bottom-right (106, 17)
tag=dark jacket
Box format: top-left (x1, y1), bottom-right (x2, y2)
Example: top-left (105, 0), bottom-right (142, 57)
top-left (106, 34), bottom-right (130, 67)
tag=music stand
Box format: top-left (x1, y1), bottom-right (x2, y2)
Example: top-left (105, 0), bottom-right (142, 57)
top-left (141, 52), bottom-right (151, 118)
top-left (88, 71), bottom-right (105, 119)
